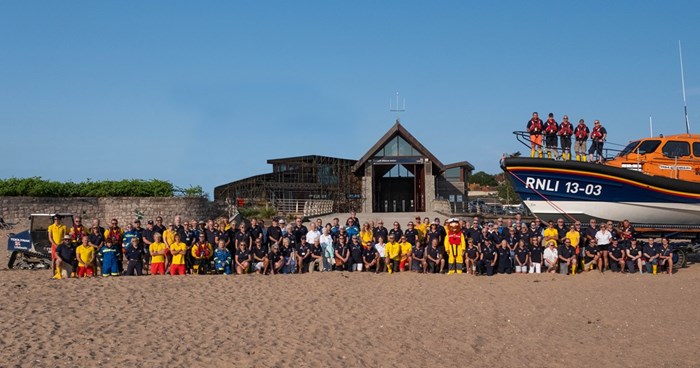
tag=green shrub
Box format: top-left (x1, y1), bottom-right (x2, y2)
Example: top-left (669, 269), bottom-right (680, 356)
top-left (0, 177), bottom-right (175, 197)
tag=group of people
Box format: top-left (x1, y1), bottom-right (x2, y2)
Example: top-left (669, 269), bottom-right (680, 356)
top-left (47, 211), bottom-right (675, 279)
top-left (526, 112), bottom-right (608, 162)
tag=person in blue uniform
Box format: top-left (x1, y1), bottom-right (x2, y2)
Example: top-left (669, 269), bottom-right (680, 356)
top-left (268, 244), bottom-right (284, 275)
top-left (657, 238), bottom-right (673, 276)
top-left (479, 239), bottom-right (497, 276)
top-left (514, 240), bottom-right (529, 273)
top-left (362, 243), bottom-right (378, 272)
top-left (584, 239), bottom-right (602, 272)
top-left (279, 237), bottom-right (296, 274)
top-left (608, 239), bottom-right (626, 272)
top-left (528, 236), bottom-right (544, 273)
top-left (464, 238), bottom-right (480, 275)
top-left (296, 240), bottom-right (310, 274)
top-left (411, 240), bottom-right (426, 273)
top-left (496, 240), bottom-right (512, 274)
top-left (214, 239), bottom-right (232, 275)
top-left (625, 239), bottom-right (643, 274)
top-left (558, 239), bottom-right (576, 275)
top-left (99, 240), bottom-right (120, 277)
top-left (642, 238), bottom-right (659, 274)
top-left (425, 238), bottom-right (444, 274)
top-left (124, 237), bottom-right (144, 276)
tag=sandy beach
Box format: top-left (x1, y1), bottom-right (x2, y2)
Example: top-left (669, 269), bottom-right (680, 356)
top-left (1, 251), bottom-right (699, 368)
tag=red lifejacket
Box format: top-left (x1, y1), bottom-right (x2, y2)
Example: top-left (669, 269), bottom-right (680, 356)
top-left (195, 243), bottom-right (211, 258)
top-left (575, 124), bottom-right (589, 139)
top-left (107, 227), bottom-right (122, 244)
top-left (447, 232), bottom-right (461, 245)
top-left (544, 119), bottom-right (558, 134)
top-left (591, 126), bottom-right (603, 140)
top-left (71, 225), bottom-right (87, 241)
top-left (528, 118), bottom-right (542, 134)
top-left (559, 122), bottom-right (572, 136)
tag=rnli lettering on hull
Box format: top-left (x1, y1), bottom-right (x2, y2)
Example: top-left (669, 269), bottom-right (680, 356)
top-left (523, 177), bottom-right (603, 196)
top-left (524, 177), bottom-right (559, 192)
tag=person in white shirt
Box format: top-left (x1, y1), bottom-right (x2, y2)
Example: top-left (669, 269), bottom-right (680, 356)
top-left (543, 240), bottom-right (558, 273)
top-left (595, 223), bottom-right (613, 271)
top-left (305, 223), bottom-right (321, 246)
top-left (374, 237), bottom-right (387, 273)
top-left (319, 227), bottom-right (334, 271)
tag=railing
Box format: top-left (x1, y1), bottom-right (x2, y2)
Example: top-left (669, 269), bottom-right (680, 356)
top-left (512, 131), bottom-right (625, 160)
top-left (273, 199), bottom-right (334, 217)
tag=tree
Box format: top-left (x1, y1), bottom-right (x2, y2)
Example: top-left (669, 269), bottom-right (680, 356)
top-left (496, 178), bottom-right (520, 204)
top-left (470, 171), bottom-right (498, 187)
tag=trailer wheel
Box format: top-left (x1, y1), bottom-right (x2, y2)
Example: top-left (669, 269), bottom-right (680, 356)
top-left (673, 248), bottom-right (688, 269)
top-left (7, 251), bottom-right (18, 269)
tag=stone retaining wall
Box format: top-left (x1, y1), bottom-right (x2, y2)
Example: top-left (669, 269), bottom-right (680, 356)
top-left (0, 197), bottom-right (224, 225)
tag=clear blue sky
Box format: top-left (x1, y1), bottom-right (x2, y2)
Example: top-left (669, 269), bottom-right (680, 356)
top-left (2, 1), bottom-right (699, 195)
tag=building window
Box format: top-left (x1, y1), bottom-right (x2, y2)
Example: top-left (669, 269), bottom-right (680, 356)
top-left (444, 167), bottom-right (461, 179)
top-left (374, 135), bottom-right (419, 158)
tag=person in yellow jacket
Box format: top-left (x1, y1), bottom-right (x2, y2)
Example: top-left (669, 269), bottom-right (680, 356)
top-left (75, 235), bottom-right (95, 277)
top-left (385, 234), bottom-right (402, 274)
top-left (414, 216), bottom-right (428, 243)
top-left (444, 218), bottom-right (466, 274)
top-left (399, 236), bottom-right (413, 272)
top-left (48, 215), bottom-right (67, 276)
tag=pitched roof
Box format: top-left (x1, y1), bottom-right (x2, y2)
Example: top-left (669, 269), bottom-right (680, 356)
top-left (352, 121), bottom-right (445, 174)
top-left (444, 161), bottom-right (475, 171)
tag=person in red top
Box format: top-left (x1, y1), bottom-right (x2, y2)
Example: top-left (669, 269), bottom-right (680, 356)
top-left (526, 112), bottom-right (543, 158)
top-left (574, 119), bottom-right (590, 162)
top-left (588, 120), bottom-right (607, 163)
top-left (558, 115), bottom-right (573, 160)
top-left (69, 216), bottom-right (88, 244)
top-left (543, 112), bottom-right (559, 159)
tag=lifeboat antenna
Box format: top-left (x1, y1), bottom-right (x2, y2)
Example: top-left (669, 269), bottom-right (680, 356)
top-left (679, 40), bottom-right (691, 134)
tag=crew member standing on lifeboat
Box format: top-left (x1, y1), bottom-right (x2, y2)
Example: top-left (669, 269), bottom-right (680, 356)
top-left (558, 115), bottom-right (573, 160)
top-left (588, 120), bottom-right (607, 163)
top-left (544, 113), bottom-right (559, 159)
top-left (527, 112), bottom-right (544, 158)
top-left (574, 119), bottom-right (590, 162)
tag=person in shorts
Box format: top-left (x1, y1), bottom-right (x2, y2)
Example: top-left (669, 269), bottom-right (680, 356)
top-left (558, 239), bottom-right (576, 275)
top-left (514, 240), bottom-right (529, 273)
top-left (528, 236), bottom-right (544, 273)
top-left (363, 242), bottom-right (378, 272)
top-left (464, 238), bottom-right (479, 275)
top-left (584, 239), bottom-right (602, 272)
top-left (75, 235), bottom-right (95, 277)
top-left (169, 233), bottom-right (187, 276)
top-left (268, 244), bottom-right (284, 275)
top-left (543, 240), bottom-right (558, 273)
top-left (251, 238), bottom-right (268, 274)
top-left (149, 233), bottom-right (167, 275)
top-left (411, 239), bottom-right (426, 273)
top-left (657, 238), bottom-right (673, 276)
top-left (235, 242), bottom-right (250, 275)
top-left (54, 235), bottom-right (76, 279)
top-left (348, 236), bottom-right (364, 272)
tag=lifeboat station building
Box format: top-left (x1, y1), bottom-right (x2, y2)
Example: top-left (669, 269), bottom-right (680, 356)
top-left (214, 121), bottom-right (474, 214)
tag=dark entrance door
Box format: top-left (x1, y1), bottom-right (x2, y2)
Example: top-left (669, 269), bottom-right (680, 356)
top-left (373, 163), bottom-right (425, 212)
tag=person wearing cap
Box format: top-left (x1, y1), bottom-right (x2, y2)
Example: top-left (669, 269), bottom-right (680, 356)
top-left (99, 239), bottom-right (120, 277)
top-left (626, 239), bottom-right (643, 274)
top-left (48, 215), bottom-right (67, 275)
top-left (543, 240), bottom-right (558, 273)
top-left (124, 236), bottom-right (144, 276)
top-left (75, 235), bottom-right (95, 277)
top-left (444, 218), bottom-right (466, 274)
top-left (608, 239), bottom-right (626, 272)
top-left (54, 234), bottom-right (76, 279)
